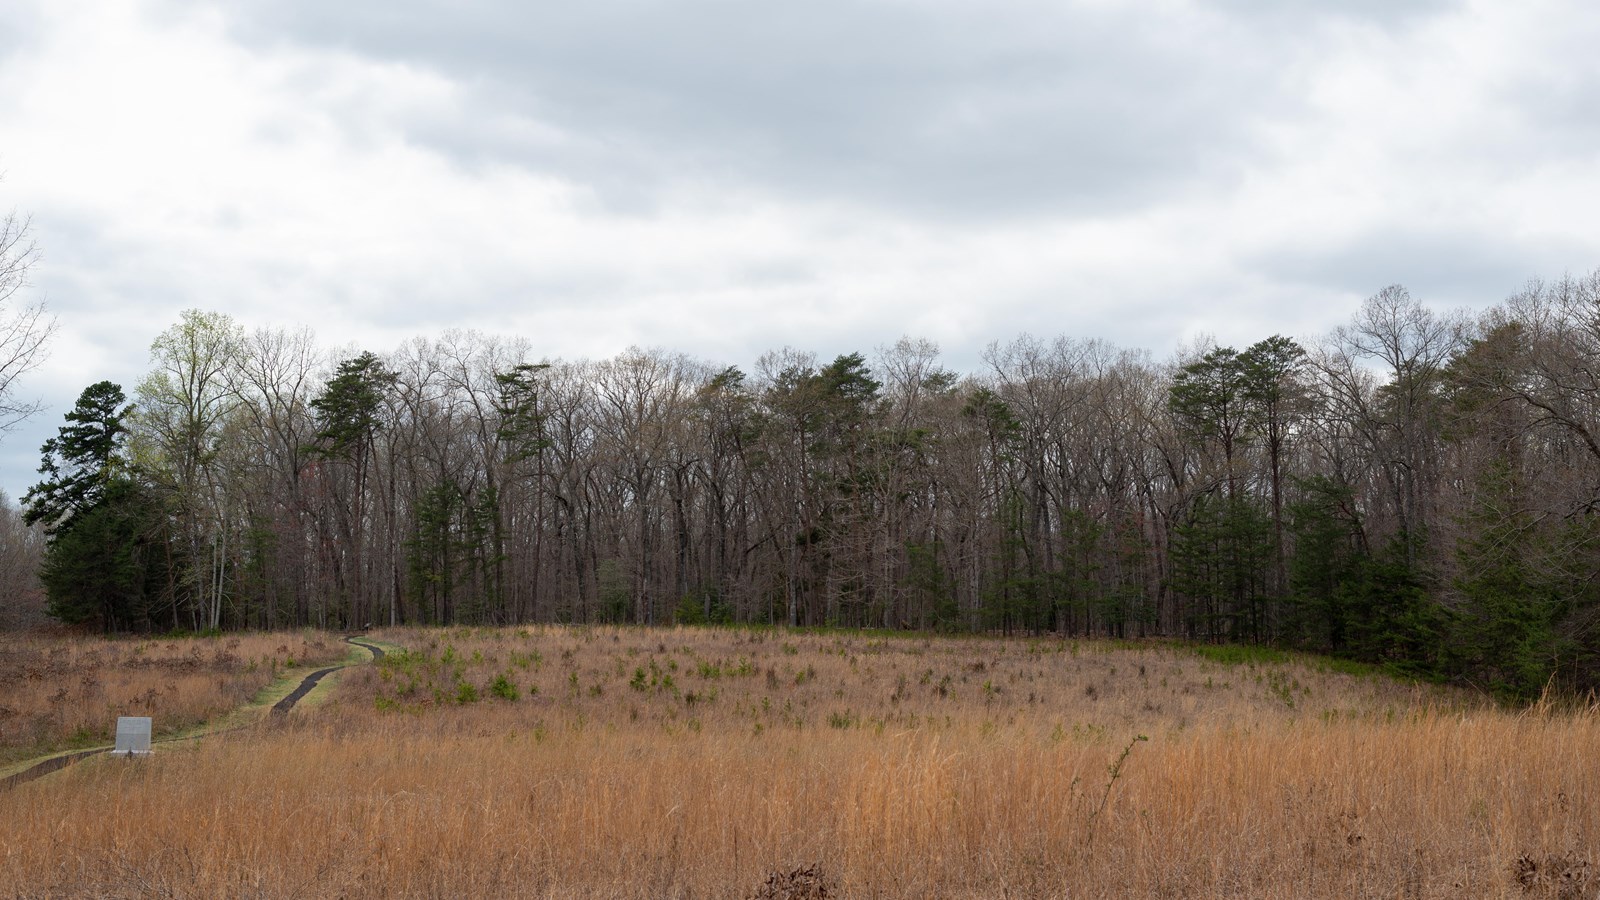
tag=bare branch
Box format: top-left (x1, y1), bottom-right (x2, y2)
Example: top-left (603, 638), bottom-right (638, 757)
top-left (0, 206), bottom-right (56, 433)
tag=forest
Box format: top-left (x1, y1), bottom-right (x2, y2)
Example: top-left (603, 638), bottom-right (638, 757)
top-left (11, 271), bottom-right (1600, 700)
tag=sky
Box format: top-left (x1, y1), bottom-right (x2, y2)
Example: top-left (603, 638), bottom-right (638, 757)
top-left (1, 0), bottom-right (1599, 499)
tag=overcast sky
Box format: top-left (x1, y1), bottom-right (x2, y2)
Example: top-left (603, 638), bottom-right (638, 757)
top-left (1, 0), bottom-right (1599, 498)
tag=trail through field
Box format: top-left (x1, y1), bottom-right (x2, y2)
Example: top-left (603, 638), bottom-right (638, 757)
top-left (0, 635), bottom-right (385, 793)
top-left (271, 637), bottom-right (385, 715)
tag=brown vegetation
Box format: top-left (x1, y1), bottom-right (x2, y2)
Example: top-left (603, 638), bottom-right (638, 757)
top-left (0, 630), bottom-right (347, 766)
top-left (0, 626), bottom-right (1594, 898)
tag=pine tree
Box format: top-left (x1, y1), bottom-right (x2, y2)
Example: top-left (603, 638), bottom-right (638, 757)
top-left (22, 381), bottom-right (131, 535)
top-left (23, 382), bottom-right (166, 631)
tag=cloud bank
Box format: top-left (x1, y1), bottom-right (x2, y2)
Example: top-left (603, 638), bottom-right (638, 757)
top-left (0, 0), bottom-right (1597, 494)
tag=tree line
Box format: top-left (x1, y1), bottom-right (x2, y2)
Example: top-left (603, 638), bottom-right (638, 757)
top-left (16, 272), bottom-right (1600, 698)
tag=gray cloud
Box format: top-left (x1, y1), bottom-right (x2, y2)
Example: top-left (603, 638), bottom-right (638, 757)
top-left (1255, 227), bottom-right (1578, 309)
top-left (221, 0), bottom-right (1323, 219)
top-left (0, 4), bottom-right (43, 60)
top-left (5, 0), bottom-right (1599, 501)
top-left (1201, 0), bottom-right (1454, 28)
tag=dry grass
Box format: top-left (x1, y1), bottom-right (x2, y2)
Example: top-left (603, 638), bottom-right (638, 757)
top-left (352, 626), bottom-right (1458, 736)
top-left (0, 630), bottom-right (348, 765)
top-left (1, 626), bottom-right (1594, 898)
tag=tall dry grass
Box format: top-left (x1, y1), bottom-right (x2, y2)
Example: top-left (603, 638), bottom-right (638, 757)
top-left (0, 631), bottom-right (347, 764)
top-left (351, 625), bottom-right (1455, 736)
top-left (1, 626), bottom-right (1593, 898)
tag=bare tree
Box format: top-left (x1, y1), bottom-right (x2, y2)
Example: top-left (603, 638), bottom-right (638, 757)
top-left (1496, 272), bottom-right (1600, 466)
top-left (0, 491), bottom-right (46, 629)
top-left (1330, 285), bottom-right (1464, 551)
top-left (590, 347), bottom-right (702, 625)
top-left (225, 326), bottom-right (322, 626)
top-left (0, 205), bottom-right (56, 432)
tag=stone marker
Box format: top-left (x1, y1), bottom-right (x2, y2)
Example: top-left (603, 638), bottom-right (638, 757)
top-left (112, 716), bottom-right (152, 756)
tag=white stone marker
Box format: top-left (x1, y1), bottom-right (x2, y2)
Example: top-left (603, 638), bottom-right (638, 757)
top-left (112, 716), bottom-right (153, 756)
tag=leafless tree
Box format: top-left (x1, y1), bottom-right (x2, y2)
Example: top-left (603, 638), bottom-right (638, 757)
top-left (0, 492), bottom-right (46, 629)
top-left (0, 205), bottom-right (56, 432)
top-left (1328, 285), bottom-right (1465, 550)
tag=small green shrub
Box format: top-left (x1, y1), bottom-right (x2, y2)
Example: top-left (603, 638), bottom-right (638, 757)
top-left (490, 673), bottom-right (520, 701)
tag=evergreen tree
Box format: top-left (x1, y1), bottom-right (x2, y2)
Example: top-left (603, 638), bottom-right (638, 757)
top-left (1444, 460), bottom-right (1559, 698)
top-left (1285, 476), bottom-right (1368, 651)
top-left (37, 479), bottom-right (163, 631)
top-left (1239, 335), bottom-right (1309, 594)
top-left (310, 352), bottom-right (395, 460)
top-left (1170, 492), bottom-right (1274, 642)
top-left (494, 363), bottom-right (552, 464)
top-left (23, 382), bottom-right (166, 631)
top-left (1169, 347), bottom-right (1253, 495)
top-left (22, 381), bottom-right (131, 534)
top-left (307, 351), bottom-right (397, 627)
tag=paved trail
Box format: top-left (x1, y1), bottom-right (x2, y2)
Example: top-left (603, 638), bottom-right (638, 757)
top-left (272, 637), bottom-right (385, 715)
top-left (0, 635), bottom-right (386, 793)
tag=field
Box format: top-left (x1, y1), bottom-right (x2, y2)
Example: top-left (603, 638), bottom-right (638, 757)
top-left (0, 626), bottom-right (1595, 898)
top-left (0, 630), bottom-right (349, 767)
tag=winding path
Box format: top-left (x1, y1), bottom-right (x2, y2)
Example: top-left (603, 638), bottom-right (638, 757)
top-left (271, 637), bottom-right (385, 715)
top-left (0, 635), bottom-right (386, 793)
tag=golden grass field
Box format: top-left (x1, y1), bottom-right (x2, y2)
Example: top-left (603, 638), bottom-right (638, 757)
top-left (0, 630), bottom-right (349, 767)
top-left (1, 626), bottom-right (1596, 898)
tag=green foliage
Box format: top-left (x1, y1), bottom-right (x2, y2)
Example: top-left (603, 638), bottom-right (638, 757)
top-left (405, 479), bottom-right (504, 625)
top-left (49, 302), bottom-right (1600, 704)
top-left (25, 382), bottom-right (173, 632)
top-left (904, 541), bottom-right (959, 630)
top-left (1285, 476), bottom-right (1368, 651)
top-left (134, 309), bottom-right (240, 485)
top-left (597, 559), bottom-right (631, 623)
top-left (980, 489), bottom-right (1052, 635)
top-left (961, 387), bottom-right (1021, 457)
top-left (23, 381), bottom-right (132, 535)
top-left (407, 480), bottom-right (463, 621)
top-left (1341, 535), bottom-right (1446, 679)
top-left (1169, 347), bottom-right (1252, 457)
top-left (38, 478), bottom-right (165, 631)
top-left (1086, 734), bottom-right (1148, 845)
top-left (308, 351), bottom-right (395, 460)
top-left (672, 589), bottom-right (735, 626)
top-left (629, 659), bottom-right (676, 693)
top-left (759, 351), bottom-right (882, 459)
top-left (1283, 481), bottom-right (1449, 682)
top-left (1442, 461), bottom-right (1561, 699)
top-left (489, 673), bottom-right (520, 701)
top-left (1170, 492), bottom-right (1274, 642)
top-left (1238, 336), bottom-right (1307, 414)
top-left (674, 594), bottom-right (707, 626)
top-left (494, 363), bottom-right (553, 464)
top-left (811, 352), bottom-right (882, 452)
